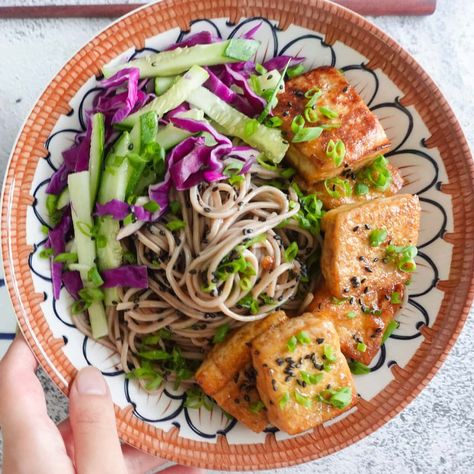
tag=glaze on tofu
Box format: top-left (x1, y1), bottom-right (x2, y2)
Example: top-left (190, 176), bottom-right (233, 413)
top-left (251, 313), bottom-right (356, 435)
top-left (195, 311), bottom-right (287, 432)
top-left (308, 283), bottom-right (404, 365)
top-left (273, 67), bottom-right (391, 183)
top-left (320, 194), bottom-right (421, 298)
top-left (297, 162), bottom-right (403, 210)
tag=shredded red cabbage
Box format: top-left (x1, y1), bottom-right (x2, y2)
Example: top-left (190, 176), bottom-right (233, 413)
top-left (101, 265), bottom-right (149, 289)
top-left (262, 55), bottom-right (304, 72)
top-left (47, 207), bottom-right (72, 299)
top-left (166, 31), bottom-right (221, 51)
top-left (62, 271), bottom-right (83, 299)
top-left (95, 199), bottom-right (130, 220)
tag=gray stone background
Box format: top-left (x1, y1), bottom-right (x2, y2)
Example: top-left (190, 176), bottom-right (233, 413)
top-left (1, 0), bottom-right (473, 472)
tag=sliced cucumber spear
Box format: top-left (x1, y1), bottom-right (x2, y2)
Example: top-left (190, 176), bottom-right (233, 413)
top-left (56, 187), bottom-right (70, 209)
top-left (187, 87), bottom-right (289, 163)
top-left (118, 65), bottom-right (209, 128)
top-left (96, 132), bottom-right (131, 306)
top-left (155, 76), bottom-right (177, 95)
top-left (103, 39), bottom-right (259, 78)
top-left (68, 171), bottom-right (108, 339)
top-left (155, 108), bottom-right (204, 150)
top-left (89, 112), bottom-right (105, 204)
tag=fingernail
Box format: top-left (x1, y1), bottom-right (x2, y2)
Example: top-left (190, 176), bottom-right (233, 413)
top-left (75, 367), bottom-right (108, 396)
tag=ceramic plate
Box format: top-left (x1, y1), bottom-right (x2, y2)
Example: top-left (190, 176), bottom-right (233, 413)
top-left (2, 0), bottom-right (473, 470)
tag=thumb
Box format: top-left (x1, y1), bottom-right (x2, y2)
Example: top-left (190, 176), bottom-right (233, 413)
top-left (69, 366), bottom-right (127, 474)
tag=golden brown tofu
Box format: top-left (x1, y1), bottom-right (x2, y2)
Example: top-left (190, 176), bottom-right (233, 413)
top-left (195, 311), bottom-right (287, 432)
top-left (251, 313), bottom-right (356, 435)
top-left (297, 163), bottom-right (403, 210)
top-left (321, 194), bottom-right (420, 298)
top-left (308, 283), bottom-right (404, 365)
top-left (274, 67), bottom-right (391, 183)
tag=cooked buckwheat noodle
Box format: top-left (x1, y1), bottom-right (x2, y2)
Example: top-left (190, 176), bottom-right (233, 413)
top-left (76, 163), bottom-right (317, 384)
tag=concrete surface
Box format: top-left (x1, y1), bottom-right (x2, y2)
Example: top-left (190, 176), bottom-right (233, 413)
top-left (0, 0), bottom-right (473, 473)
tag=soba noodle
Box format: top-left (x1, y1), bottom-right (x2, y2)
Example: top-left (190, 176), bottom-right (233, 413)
top-left (76, 162), bottom-right (318, 384)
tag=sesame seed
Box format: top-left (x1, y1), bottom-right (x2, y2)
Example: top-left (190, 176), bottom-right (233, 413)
top-left (364, 224), bottom-right (371, 230)
top-left (364, 266), bottom-right (373, 273)
top-left (204, 207), bottom-right (211, 213)
top-left (316, 338), bottom-right (324, 344)
top-left (352, 226), bottom-right (359, 232)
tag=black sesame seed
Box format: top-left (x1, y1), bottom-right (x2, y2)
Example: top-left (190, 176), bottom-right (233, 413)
top-left (316, 338), bottom-right (324, 344)
top-left (272, 379), bottom-right (278, 391)
top-left (358, 256), bottom-right (366, 262)
top-left (244, 395), bottom-right (250, 402)
top-left (282, 110), bottom-right (289, 117)
top-left (204, 207), bottom-right (211, 213)
top-left (364, 266), bottom-right (373, 273)
top-left (285, 375), bottom-right (292, 382)
top-left (343, 287), bottom-right (350, 293)
top-left (352, 226), bottom-right (360, 232)
top-left (350, 276), bottom-right (361, 288)
top-left (364, 224), bottom-right (371, 230)
top-left (349, 296), bottom-right (356, 305)
top-left (342, 86), bottom-right (349, 93)
top-left (361, 278), bottom-right (367, 284)
top-left (234, 398), bottom-right (240, 404)
top-left (364, 286), bottom-right (369, 294)
top-left (326, 384), bottom-right (331, 389)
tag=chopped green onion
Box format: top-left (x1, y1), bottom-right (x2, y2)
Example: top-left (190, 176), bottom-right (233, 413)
top-left (294, 390), bottom-right (312, 408)
top-left (318, 386), bottom-right (352, 409)
top-left (330, 296), bottom-right (348, 305)
top-left (257, 153), bottom-right (278, 171)
top-left (258, 60), bottom-right (291, 122)
top-left (296, 330), bottom-right (311, 344)
top-left (287, 335), bottom-right (297, 352)
top-left (213, 323), bottom-right (230, 344)
top-left (46, 194), bottom-right (61, 226)
top-left (123, 250), bottom-right (137, 264)
top-left (239, 277), bottom-right (252, 292)
top-left (169, 200), bottom-right (181, 216)
top-left (356, 342), bottom-right (367, 352)
top-left (201, 282), bottom-right (216, 293)
top-left (349, 360), bottom-right (371, 375)
top-left (284, 242), bottom-right (299, 262)
top-left (95, 234), bottom-right (107, 249)
top-left (123, 213), bottom-right (136, 226)
top-left (390, 291), bottom-right (402, 304)
top-left (300, 370), bottom-right (324, 385)
top-left (41, 225), bottom-right (50, 235)
top-left (244, 118), bottom-right (259, 137)
top-left (304, 107), bottom-right (319, 123)
top-left (238, 294), bottom-right (260, 315)
top-left (369, 228), bottom-right (387, 247)
top-left (290, 115), bottom-right (305, 134)
top-left (143, 200), bottom-right (160, 213)
top-left (228, 174), bottom-right (245, 186)
top-left (280, 167), bottom-right (296, 179)
top-left (223, 160), bottom-right (244, 176)
top-left (325, 139), bottom-right (346, 166)
top-left (320, 122), bottom-right (342, 130)
top-left (184, 387), bottom-right (214, 411)
top-left (318, 106), bottom-right (338, 119)
top-left (264, 116), bottom-right (283, 128)
top-left (87, 266), bottom-right (104, 288)
top-left (292, 126), bottom-right (323, 143)
top-left (78, 287), bottom-right (105, 303)
top-left (71, 299), bottom-right (90, 314)
top-left (286, 64), bottom-right (305, 78)
top-left (323, 177), bottom-right (352, 199)
top-left (354, 183), bottom-right (369, 196)
top-left (53, 252), bottom-right (78, 264)
top-left (399, 259), bottom-right (417, 273)
top-left (166, 219), bottom-right (185, 231)
top-left (39, 248), bottom-right (53, 259)
top-left (259, 293), bottom-right (275, 305)
top-left (279, 392), bottom-right (290, 408)
top-left (248, 400), bottom-right (265, 414)
top-left (255, 63), bottom-right (267, 75)
top-left (304, 87), bottom-right (323, 109)
top-left (382, 320), bottom-right (399, 344)
top-left (346, 311), bottom-right (358, 319)
top-left (138, 350), bottom-right (170, 360)
top-left (323, 344), bottom-right (337, 362)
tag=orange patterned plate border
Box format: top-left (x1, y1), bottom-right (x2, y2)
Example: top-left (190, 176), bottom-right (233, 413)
top-left (1, 0), bottom-right (473, 470)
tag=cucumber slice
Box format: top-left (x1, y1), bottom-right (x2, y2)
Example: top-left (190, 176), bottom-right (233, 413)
top-left (155, 108), bottom-right (205, 150)
top-left (103, 40), bottom-right (259, 78)
top-left (68, 171), bottom-right (108, 338)
top-left (118, 65), bottom-right (209, 128)
top-left (155, 76), bottom-right (177, 95)
top-left (256, 70), bottom-right (283, 93)
top-left (89, 113), bottom-right (105, 203)
top-left (188, 87), bottom-right (289, 163)
top-left (56, 187), bottom-right (70, 209)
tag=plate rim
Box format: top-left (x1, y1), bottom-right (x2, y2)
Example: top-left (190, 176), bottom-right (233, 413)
top-left (2, 0), bottom-right (474, 470)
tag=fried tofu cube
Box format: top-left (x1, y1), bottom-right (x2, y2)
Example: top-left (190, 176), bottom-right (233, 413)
top-left (321, 194), bottom-right (421, 298)
top-left (273, 67), bottom-right (391, 183)
top-left (308, 283), bottom-right (404, 364)
top-left (251, 313), bottom-right (356, 435)
top-left (195, 311), bottom-right (287, 432)
top-left (297, 161), bottom-right (403, 210)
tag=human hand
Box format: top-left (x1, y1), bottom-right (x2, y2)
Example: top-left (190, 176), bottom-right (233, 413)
top-left (0, 335), bottom-right (203, 474)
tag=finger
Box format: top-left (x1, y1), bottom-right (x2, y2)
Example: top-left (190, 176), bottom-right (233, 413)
top-left (161, 466), bottom-right (204, 474)
top-left (0, 335), bottom-right (74, 474)
top-left (69, 366), bottom-right (127, 474)
top-left (122, 443), bottom-right (170, 473)
top-left (58, 418), bottom-right (75, 461)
